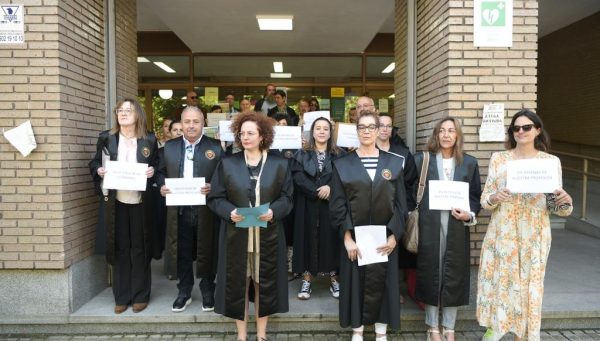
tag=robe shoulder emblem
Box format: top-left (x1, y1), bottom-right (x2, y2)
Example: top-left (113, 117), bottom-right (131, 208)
top-left (142, 146), bottom-right (151, 158)
top-left (381, 168), bottom-right (392, 180)
top-left (205, 149), bottom-right (216, 160)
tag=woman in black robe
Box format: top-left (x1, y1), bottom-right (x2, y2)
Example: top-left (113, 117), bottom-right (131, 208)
top-left (414, 117), bottom-right (481, 341)
top-left (207, 112), bottom-right (293, 341)
top-left (330, 111), bottom-right (408, 341)
top-left (89, 98), bottom-right (158, 314)
top-left (291, 117), bottom-right (345, 300)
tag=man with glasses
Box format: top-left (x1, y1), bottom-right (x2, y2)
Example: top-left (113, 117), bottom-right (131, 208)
top-left (254, 83), bottom-right (277, 114)
top-left (157, 106), bottom-right (223, 313)
top-left (224, 92), bottom-right (239, 118)
top-left (172, 90), bottom-right (201, 121)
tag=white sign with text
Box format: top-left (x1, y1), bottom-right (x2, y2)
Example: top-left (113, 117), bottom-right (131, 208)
top-left (271, 126), bottom-right (302, 150)
top-left (507, 159), bottom-right (560, 193)
top-left (102, 161), bottom-right (148, 191)
top-left (428, 180), bottom-right (471, 211)
top-left (165, 177), bottom-right (205, 206)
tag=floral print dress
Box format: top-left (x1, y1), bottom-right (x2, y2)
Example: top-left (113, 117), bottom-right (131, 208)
top-left (477, 151), bottom-right (572, 341)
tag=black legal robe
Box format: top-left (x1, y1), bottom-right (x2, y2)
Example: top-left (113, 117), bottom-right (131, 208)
top-left (156, 135), bottom-right (223, 279)
top-left (207, 153), bottom-right (293, 321)
top-left (329, 151), bottom-right (408, 329)
top-left (88, 130), bottom-right (159, 265)
top-left (414, 152), bottom-right (482, 307)
top-left (291, 149), bottom-right (345, 274)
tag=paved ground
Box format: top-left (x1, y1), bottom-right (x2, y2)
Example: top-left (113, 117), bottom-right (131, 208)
top-left (5, 329), bottom-right (600, 340)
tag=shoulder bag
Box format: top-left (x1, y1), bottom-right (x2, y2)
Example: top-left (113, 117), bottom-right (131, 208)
top-left (402, 152), bottom-right (430, 254)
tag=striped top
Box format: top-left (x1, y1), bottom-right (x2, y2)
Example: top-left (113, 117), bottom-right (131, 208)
top-left (360, 156), bottom-right (378, 180)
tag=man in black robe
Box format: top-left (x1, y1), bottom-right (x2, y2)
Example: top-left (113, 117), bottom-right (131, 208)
top-left (157, 106), bottom-right (223, 312)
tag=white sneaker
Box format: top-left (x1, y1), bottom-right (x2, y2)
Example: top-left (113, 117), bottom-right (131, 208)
top-left (330, 279), bottom-right (340, 299)
top-left (297, 279), bottom-right (312, 300)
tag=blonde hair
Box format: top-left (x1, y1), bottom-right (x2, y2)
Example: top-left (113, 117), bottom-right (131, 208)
top-left (427, 116), bottom-right (464, 165)
top-left (110, 98), bottom-right (147, 138)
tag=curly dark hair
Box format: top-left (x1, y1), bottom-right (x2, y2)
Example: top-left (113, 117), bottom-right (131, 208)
top-left (230, 111), bottom-right (275, 151)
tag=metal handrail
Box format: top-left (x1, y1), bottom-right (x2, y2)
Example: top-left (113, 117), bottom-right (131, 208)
top-left (550, 150), bottom-right (600, 221)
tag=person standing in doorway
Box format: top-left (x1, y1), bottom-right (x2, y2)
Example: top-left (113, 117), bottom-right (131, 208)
top-left (268, 90), bottom-right (299, 126)
top-left (157, 106), bottom-right (223, 313)
top-left (254, 83), bottom-right (277, 115)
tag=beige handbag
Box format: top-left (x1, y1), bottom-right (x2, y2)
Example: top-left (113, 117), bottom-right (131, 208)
top-left (402, 152), bottom-right (429, 254)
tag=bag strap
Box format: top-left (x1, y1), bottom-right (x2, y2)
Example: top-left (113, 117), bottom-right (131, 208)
top-left (415, 152), bottom-right (430, 207)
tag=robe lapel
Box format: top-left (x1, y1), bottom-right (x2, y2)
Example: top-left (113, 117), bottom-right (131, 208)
top-left (108, 133), bottom-right (118, 161)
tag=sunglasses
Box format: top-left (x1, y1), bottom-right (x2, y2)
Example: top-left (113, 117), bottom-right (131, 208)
top-left (189, 96), bottom-right (198, 99)
top-left (511, 124), bottom-right (535, 133)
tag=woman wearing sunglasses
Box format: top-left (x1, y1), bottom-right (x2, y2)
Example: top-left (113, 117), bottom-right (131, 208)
top-left (477, 109), bottom-right (573, 341)
top-left (207, 111), bottom-right (293, 341)
top-left (414, 117), bottom-right (482, 341)
top-left (330, 111), bottom-right (407, 341)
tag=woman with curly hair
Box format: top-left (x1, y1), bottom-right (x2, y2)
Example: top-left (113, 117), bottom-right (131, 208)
top-left (208, 111), bottom-right (293, 341)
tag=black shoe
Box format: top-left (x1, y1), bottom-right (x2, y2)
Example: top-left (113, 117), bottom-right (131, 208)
top-left (172, 296), bottom-right (191, 312)
top-left (202, 293), bottom-right (215, 312)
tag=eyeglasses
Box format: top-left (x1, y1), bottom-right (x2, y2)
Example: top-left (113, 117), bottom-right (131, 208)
top-left (511, 124), bottom-right (534, 133)
top-left (357, 124), bottom-right (378, 133)
top-left (379, 124), bottom-right (393, 130)
top-left (186, 145), bottom-right (194, 160)
top-left (189, 96), bottom-right (198, 99)
top-left (117, 109), bottom-right (132, 114)
top-left (237, 131), bottom-right (258, 138)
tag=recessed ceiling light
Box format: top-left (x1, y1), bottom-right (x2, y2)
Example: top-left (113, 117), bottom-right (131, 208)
top-left (137, 57), bottom-right (150, 63)
top-left (273, 61), bottom-right (283, 73)
top-left (257, 15), bottom-right (293, 31)
top-left (153, 62), bottom-right (176, 73)
top-left (270, 73), bottom-right (292, 78)
top-left (381, 62), bottom-right (395, 74)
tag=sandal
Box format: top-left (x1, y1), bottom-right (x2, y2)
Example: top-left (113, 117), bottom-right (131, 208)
top-left (426, 327), bottom-right (442, 341)
top-left (443, 327), bottom-right (455, 341)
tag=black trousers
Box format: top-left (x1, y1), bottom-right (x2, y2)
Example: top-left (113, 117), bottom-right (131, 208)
top-left (177, 207), bottom-right (215, 297)
top-left (113, 201), bottom-right (151, 305)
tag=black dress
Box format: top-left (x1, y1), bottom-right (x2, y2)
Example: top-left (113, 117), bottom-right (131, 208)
top-left (291, 149), bottom-right (344, 275)
top-left (207, 152), bottom-right (293, 320)
top-left (329, 151), bottom-right (408, 329)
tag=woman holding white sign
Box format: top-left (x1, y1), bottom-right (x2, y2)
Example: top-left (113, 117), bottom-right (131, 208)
top-left (89, 98), bottom-right (158, 314)
top-left (414, 117), bottom-right (481, 341)
top-left (477, 109), bottom-right (573, 341)
top-left (291, 117), bottom-right (345, 300)
top-left (330, 111), bottom-right (407, 341)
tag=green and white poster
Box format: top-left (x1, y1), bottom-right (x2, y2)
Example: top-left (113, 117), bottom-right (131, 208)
top-left (474, 0), bottom-right (512, 47)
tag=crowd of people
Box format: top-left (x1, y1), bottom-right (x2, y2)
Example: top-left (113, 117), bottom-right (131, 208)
top-left (90, 87), bottom-right (573, 341)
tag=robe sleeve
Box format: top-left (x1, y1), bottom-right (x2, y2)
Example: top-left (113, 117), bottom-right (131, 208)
top-left (469, 157), bottom-right (482, 216)
top-left (207, 160), bottom-right (237, 222)
top-left (155, 147), bottom-right (166, 188)
top-left (329, 164), bottom-right (354, 238)
top-left (270, 164), bottom-right (294, 221)
top-left (88, 131), bottom-right (107, 195)
top-left (403, 151), bottom-right (419, 211)
top-left (387, 169), bottom-right (408, 241)
top-left (291, 157), bottom-right (319, 199)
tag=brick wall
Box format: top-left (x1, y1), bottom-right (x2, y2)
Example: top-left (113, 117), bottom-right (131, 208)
top-left (404, 0), bottom-right (539, 264)
top-left (538, 11), bottom-right (600, 148)
top-left (393, 0), bottom-right (408, 137)
top-left (0, 0), bottom-right (105, 269)
top-left (115, 0), bottom-right (138, 101)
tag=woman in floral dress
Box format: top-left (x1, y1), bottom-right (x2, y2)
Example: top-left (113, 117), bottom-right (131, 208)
top-left (477, 109), bottom-right (573, 341)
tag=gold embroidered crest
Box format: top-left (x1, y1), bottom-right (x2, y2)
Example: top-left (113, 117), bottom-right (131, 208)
top-left (142, 147), bottom-right (150, 158)
top-left (381, 169), bottom-right (392, 180)
top-left (205, 149), bottom-right (215, 160)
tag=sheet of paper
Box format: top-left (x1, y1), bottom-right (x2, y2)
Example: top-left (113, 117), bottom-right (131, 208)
top-left (479, 103), bottom-right (505, 142)
top-left (236, 203), bottom-right (270, 228)
top-left (271, 126), bottom-right (302, 150)
top-left (302, 111), bottom-right (330, 132)
top-left (335, 123), bottom-right (359, 148)
top-left (102, 161), bottom-right (148, 191)
top-left (218, 120), bottom-right (234, 142)
top-left (3, 120), bottom-right (37, 157)
top-left (428, 180), bottom-right (471, 211)
top-left (354, 225), bottom-right (388, 266)
top-left (506, 159), bottom-right (560, 193)
top-left (207, 112), bottom-right (227, 127)
top-left (203, 126), bottom-right (218, 139)
top-left (165, 177), bottom-right (205, 206)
